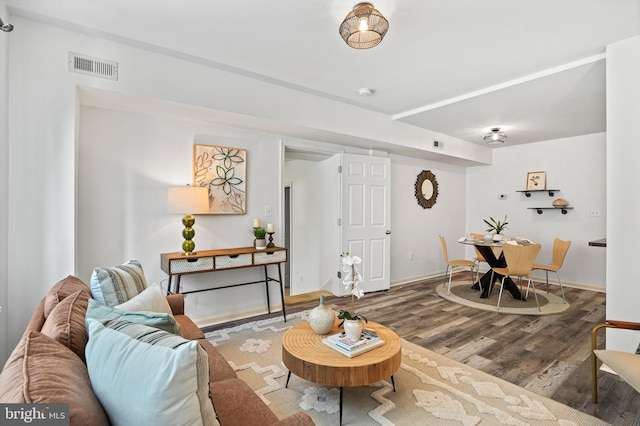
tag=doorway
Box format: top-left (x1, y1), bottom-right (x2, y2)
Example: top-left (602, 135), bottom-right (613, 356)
top-left (283, 148), bottom-right (391, 298)
top-left (283, 150), bottom-right (338, 297)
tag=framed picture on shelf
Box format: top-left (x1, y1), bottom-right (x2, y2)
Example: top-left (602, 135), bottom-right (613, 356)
top-left (526, 171), bottom-right (546, 191)
top-left (193, 144), bottom-right (247, 214)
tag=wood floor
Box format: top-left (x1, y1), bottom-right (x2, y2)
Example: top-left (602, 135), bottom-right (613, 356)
top-left (205, 274), bottom-right (640, 425)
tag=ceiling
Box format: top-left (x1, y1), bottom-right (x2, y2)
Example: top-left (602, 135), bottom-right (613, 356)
top-left (6, 0), bottom-right (640, 148)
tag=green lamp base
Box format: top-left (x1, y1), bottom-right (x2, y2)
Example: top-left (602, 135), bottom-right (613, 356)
top-left (182, 214), bottom-right (197, 255)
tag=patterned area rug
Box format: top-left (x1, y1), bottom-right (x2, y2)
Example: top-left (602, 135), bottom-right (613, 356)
top-left (436, 280), bottom-right (571, 315)
top-left (205, 312), bottom-right (605, 425)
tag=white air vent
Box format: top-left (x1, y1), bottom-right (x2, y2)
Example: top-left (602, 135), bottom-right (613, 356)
top-left (68, 52), bottom-right (118, 81)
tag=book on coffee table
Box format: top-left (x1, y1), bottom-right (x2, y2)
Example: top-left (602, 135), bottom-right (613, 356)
top-left (322, 329), bottom-right (385, 358)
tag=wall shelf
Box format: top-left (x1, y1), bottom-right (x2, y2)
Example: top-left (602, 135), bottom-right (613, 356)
top-left (528, 207), bottom-right (573, 215)
top-left (516, 189), bottom-right (560, 197)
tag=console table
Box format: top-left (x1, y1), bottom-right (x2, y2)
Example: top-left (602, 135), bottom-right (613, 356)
top-left (160, 246), bottom-right (288, 321)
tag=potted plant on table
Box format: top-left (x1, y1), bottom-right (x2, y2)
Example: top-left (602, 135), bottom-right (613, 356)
top-left (483, 215), bottom-right (509, 236)
top-left (337, 253), bottom-right (367, 340)
top-left (252, 226), bottom-right (267, 249)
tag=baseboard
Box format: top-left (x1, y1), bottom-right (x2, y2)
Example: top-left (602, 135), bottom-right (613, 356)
top-left (391, 270), bottom-right (606, 293)
top-left (193, 304), bottom-right (284, 328)
top-left (391, 273), bottom-right (443, 287)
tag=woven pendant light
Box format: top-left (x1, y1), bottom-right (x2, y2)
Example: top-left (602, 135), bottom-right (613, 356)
top-left (339, 3), bottom-right (389, 49)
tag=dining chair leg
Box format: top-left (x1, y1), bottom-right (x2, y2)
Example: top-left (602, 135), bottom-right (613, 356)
top-left (545, 270), bottom-right (550, 293)
top-left (592, 351), bottom-right (599, 403)
top-left (474, 261), bottom-right (482, 288)
top-left (527, 277), bottom-right (541, 311)
top-left (590, 323), bottom-right (608, 403)
top-left (489, 270), bottom-right (495, 295)
top-left (517, 277), bottom-right (524, 296)
top-left (496, 277), bottom-right (506, 310)
top-left (447, 266), bottom-right (454, 295)
top-left (442, 265), bottom-right (450, 288)
top-left (555, 271), bottom-right (567, 304)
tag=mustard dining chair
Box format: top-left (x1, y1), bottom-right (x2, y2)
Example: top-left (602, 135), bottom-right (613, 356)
top-left (439, 235), bottom-right (477, 295)
top-left (591, 320), bottom-right (640, 403)
top-left (490, 243), bottom-right (541, 311)
top-left (532, 238), bottom-right (571, 304)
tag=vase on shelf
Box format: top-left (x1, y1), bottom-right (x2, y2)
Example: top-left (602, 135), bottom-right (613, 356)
top-left (308, 295), bottom-right (335, 335)
top-left (343, 318), bottom-right (364, 341)
top-left (254, 239), bottom-right (267, 250)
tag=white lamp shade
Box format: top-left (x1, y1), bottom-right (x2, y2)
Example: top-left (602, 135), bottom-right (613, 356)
top-left (167, 186), bottom-right (209, 214)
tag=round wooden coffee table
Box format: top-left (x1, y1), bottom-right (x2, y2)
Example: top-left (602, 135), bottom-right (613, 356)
top-left (282, 320), bottom-right (401, 424)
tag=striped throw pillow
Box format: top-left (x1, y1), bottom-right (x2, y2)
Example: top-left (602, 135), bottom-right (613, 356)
top-left (90, 260), bottom-right (147, 307)
top-left (86, 319), bottom-right (219, 426)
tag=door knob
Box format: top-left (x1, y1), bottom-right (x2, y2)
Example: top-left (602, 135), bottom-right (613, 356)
top-left (386, 230), bottom-right (391, 235)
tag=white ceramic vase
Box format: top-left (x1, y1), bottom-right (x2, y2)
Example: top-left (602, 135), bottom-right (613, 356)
top-left (343, 319), bottom-right (364, 341)
top-left (308, 295), bottom-right (335, 335)
top-left (255, 239), bottom-right (267, 249)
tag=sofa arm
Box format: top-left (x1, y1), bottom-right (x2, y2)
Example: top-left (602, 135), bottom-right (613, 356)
top-left (166, 294), bottom-right (184, 316)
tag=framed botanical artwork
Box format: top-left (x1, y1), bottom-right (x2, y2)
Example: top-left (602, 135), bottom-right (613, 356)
top-left (526, 171), bottom-right (546, 191)
top-left (193, 144), bottom-right (247, 214)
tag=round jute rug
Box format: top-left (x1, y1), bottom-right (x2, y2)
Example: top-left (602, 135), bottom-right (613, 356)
top-left (435, 280), bottom-right (571, 315)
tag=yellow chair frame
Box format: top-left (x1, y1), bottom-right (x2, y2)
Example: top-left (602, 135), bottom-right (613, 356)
top-left (591, 320), bottom-right (640, 403)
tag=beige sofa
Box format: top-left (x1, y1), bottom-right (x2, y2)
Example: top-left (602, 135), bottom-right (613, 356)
top-left (0, 275), bottom-right (314, 426)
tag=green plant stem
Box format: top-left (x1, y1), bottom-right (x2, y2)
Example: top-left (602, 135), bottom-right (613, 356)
top-left (351, 267), bottom-right (356, 316)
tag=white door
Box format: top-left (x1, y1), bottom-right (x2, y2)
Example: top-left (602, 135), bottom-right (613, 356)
top-left (339, 153), bottom-right (391, 295)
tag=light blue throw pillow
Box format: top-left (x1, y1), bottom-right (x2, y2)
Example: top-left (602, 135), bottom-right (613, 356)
top-left (85, 319), bottom-right (218, 426)
top-left (85, 299), bottom-right (182, 336)
top-left (90, 260), bottom-right (147, 307)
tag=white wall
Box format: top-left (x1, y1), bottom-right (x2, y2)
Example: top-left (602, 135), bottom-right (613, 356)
top-left (0, 0), bottom-right (9, 362)
top-left (466, 133), bottom-right (607, 290)
top-left (606, 35), bottom-right (640, 351)
top-left (390, 155), bottom-right (468, 283)
top-left (77, 106), bottom-right (283, 323)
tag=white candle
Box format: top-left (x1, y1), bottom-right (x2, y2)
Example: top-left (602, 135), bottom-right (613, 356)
top-left (253, 218), bottom-right (261, 228)
top-left (266, 223), bottom-right (274, 233)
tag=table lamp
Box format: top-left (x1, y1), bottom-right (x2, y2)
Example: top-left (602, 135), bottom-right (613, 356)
top-left (167, 186), bottom-right (209, 255)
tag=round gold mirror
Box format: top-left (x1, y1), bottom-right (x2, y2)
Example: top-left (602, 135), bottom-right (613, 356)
top-left (415, 170), bottom-right (439, 209)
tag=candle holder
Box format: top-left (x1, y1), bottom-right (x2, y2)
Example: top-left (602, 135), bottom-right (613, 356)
top-left (267, 232), bottom-right (275, 248)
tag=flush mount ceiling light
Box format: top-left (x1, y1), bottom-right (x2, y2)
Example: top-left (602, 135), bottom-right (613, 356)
top-left (339, 3), bottom-right (389, 49)
top-left (484, 128), bottom-right (507, 145)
